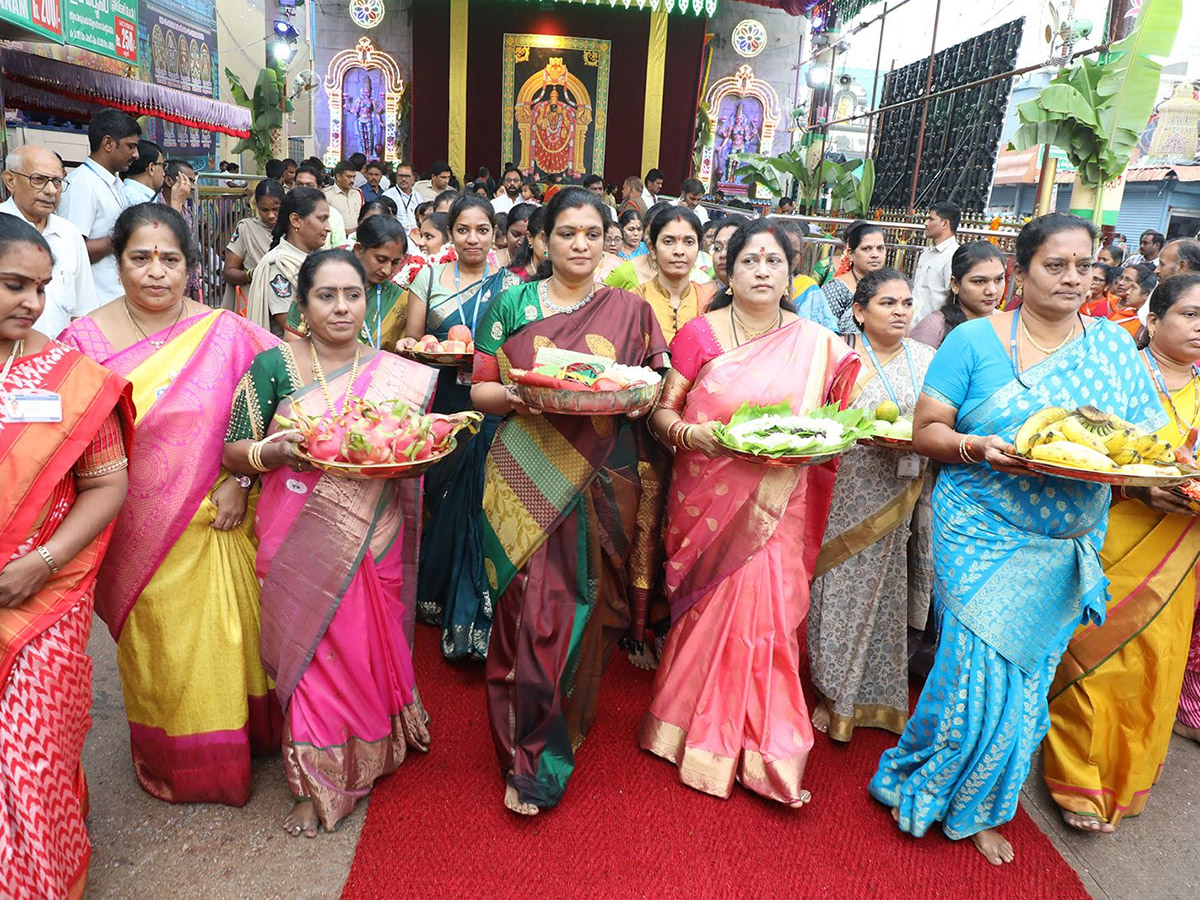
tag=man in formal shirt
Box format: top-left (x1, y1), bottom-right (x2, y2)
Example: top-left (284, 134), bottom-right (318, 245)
top-left (674, 177), bottom-right (710, 225)
top-left (58, 108), bottom-right (140, 303)
top-left (296, 165), bottom-right (347, 247)
top-left (491, 168), bottom-right (524, 215)
top-left (122, 140), bottom-right (165, 206)
top-left (912, 201), bottom-right (961, 322)
top-left (1126, 229), bottom-right (1165, 268)
top-left (383, 163), bottom-right (421, 233)
top-left (2, 145), bottom-right (98, 337)
top-left (414, 162), bottom-right (453, 201)
top-left (325, 161), bottom-right (364, 235)
top-left (642, 168), bottom-right (664, 210)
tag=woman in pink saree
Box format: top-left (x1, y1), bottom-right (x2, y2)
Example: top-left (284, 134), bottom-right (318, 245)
top-left (59, 204), bottom-right (280, 806)
top-left (640, 218), bottom-right (859, 805)
top-left (224, 249), bottom-right (437, 837)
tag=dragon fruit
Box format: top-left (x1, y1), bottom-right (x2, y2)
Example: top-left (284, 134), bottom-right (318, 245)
top-left (342, 425), bottom-right (394, 465)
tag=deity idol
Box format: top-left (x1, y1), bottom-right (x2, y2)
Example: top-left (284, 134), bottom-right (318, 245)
top-left (348, 76), bottom-right (385, 158)
top-left (530, 86), bottom-right (576, 175)
top-left (717, 102), bottom-right (759, 182)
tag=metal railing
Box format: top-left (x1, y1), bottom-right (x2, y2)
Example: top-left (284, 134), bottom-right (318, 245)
top-left (192, 174), bottom-right (264, 308)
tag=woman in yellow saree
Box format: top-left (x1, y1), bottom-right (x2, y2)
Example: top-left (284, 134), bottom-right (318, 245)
top-left (1043, 272), bottom-right (1200, 831)
top-left (59, 204), bottom-right (280, 806)
top-left (1, 214), bottom-right (131, 900)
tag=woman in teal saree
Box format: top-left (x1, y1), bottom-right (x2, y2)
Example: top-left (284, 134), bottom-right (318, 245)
top-left (869, 215), bottom-right (1167, 865)
top-left (403, 195), bottom-right (522, 659)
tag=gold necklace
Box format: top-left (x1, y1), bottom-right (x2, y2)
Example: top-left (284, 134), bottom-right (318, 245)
top-left (731, 305), bottom-right (781, 343)
top-left (125, 299), bottom-right (185, 348)
top-left (1019, 312), bottom-right (1076, 355)
top-left (1, 339), bottom-right (24, 387)
top-left (310, 342), bottom-right (361, 415)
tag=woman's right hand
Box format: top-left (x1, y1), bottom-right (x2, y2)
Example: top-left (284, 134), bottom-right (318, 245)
top-left (265, 433), bottom-right (313, 472)
top-left (399, 337), bottom-right (418, 350)
top-left (505, 385), bottom-right (541, 417)
top-left (686, 422), bottom-right (727, 459)
top-left (976, 434), bottom-right (1026, 475)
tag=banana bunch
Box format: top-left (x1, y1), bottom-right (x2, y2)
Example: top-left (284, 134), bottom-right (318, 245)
top-left (1013, 405), bottom-right (1180, 473)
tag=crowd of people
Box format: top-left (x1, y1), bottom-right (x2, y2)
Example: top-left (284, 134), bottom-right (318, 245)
top-left (4, 105), bottom-right (1200, 897)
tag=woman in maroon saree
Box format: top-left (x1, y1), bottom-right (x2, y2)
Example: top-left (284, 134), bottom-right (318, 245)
top-left (471, 188), bottom-right (669, 814)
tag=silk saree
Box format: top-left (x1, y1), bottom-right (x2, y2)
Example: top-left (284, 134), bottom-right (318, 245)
top-left (60, 310), bottom-right (280, 806)
top-left (809, 338), bottom-right (936, 743)
top-left (409, 263), bottom-right (521, 660)
top-left (1043, 367), bottom-right (1200, 825)
top-left (638, 316), bottom-right (859, 805)
top-left (475, 282), bottom-right (668, 809)
top-left (1, 340), bottom-right (132, 899)
top-left (228, 344), bottom-right (436, 829)
top-left (869, 317), bottom-right (1166, 840)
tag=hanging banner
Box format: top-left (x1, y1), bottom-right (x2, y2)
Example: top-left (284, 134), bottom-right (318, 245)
top-left (64, 0), bottom-right (139, 62)
top-left (140, 0), bottom-right (217, 166)
top-left (0, 0), bottom-right (65, 43)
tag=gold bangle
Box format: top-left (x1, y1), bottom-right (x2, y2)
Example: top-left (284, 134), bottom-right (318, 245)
top-left (958, 437), bottom-right (978, 464)
top-left (36, 545), bottom-right (59, 574)
top-left (248, 440), bottom-right (269, 473)
top-left (681, 425), bottom-right (697, 452)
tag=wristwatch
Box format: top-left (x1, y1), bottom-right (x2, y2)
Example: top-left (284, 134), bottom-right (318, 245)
top-left (233, 474), bottom-right (253, 489)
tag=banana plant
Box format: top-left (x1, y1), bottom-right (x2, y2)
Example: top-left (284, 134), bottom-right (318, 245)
top-left (829, 159), bottom-right (876, 218)
top-left (225, 64), bottom-right (292, 172)
top-left (692, 103), bottom-right (712, 176)
top-left (1008, 0), bottom-right (1182, 188)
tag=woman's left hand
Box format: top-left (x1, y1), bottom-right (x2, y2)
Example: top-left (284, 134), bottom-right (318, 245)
top-left (0, 554), bottom-right (52, 609)
top-left (210, 476), bottom-right (250, 531)
top-left (1125, 485), bottom-right (1196, 517)
top-left (977, 435), bottom-right (1027, 475)
top-left (687, 421), bottom-right (728, 459)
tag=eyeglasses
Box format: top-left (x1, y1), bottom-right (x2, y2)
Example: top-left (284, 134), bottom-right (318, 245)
top-left (8, 171), bottom-right (65, 191)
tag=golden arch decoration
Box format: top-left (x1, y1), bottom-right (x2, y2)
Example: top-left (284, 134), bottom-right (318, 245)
top-left (699, 64), bottom-right (782, 186)
top-left (513, 59), bottom-right (594, 176)
top-left (324, 36), bottom-right (406, 166)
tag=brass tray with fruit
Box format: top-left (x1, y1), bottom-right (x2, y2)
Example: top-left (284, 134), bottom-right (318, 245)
top-left (857, 401), bottom-right (916, 451)
top-left (1007, 405), bottom-right (1197, 487)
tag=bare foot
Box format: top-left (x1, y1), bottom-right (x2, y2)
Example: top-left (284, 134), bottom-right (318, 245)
top-left (1174, 720), bottom-right (1200, 744)
top-left (503, 783), bottom-right (539, 817)
top-left (1061, 809), bottom-right (1115, 833)
top-left (787, 790), bottom-right (812, 809)
top-left (282, 799), bottom-right (319, 838)
top-left (627, 643), bottom-right (657, 671)
top-left (971, 828), bottom-right (1015, 865)
top-left (892, 807), bottom-right (900, 823)
top-left (811, 699), bottom-right (832, 734)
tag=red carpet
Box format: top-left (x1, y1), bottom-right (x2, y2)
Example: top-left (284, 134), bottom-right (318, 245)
top-left (343, 627), bottom-right (1089, 900)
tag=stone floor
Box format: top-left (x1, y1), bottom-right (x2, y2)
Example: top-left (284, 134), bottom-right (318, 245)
top-left (81, 623), bottom-right (1200, 899)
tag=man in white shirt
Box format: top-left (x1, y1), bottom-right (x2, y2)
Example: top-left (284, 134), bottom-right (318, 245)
top-left (325, 161), bottom-right (364, 235)
top-left (58, 108), bottom-right (141, 303)
top-left (491, 168), bottom-right (523, 215)
top-left (912, 201), bottom-right (961, 322)
top-left (2, 145), bottom-right (98, 337)
top-left (642, 168), bottom-right (664, 209)
top-left (414, 162), bottom-right (453, 201)
top-left (122, 140), bottom-right (164, 206)
top-left (674, 177), bottom-right (709, 225)
top-left (383, 163), bottom-right (421, 233)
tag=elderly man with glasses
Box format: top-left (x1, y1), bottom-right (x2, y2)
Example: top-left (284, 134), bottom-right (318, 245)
top-left (0, 144), bottom-right (98, 338)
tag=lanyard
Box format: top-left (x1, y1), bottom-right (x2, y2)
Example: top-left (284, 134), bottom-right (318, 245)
top-left (84, 159), bottom-right (127, 207)
top-left (363, 284), bottom-right (382, 349)
top-left (1142, 347), bottom-right (1200, 452)
top-left (860, 334), bottom-right (919, 406)
top-left (453, 261), bottom-right (490, 334)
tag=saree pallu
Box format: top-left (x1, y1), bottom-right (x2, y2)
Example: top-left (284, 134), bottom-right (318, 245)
top-left (870, 323), bottom-right (1166, 840)
top-left (1181, 623), bottom-right (1200, 730)
top-left (1044, 381), bottom-right (1200, 825)
top-left (639, 321), bottom-right (859, 805)
top-left (415, 268), bottom-right (520, 659)
top-left (0, 342), bottom-right (132, 900)
top-left (256, 352), bottom-right (436, 830)
top-left (481, 289), bottom-right (668, 809)
top-left (60, 310), bottom-right (281, 806)
top-left (809, 340), bottom-right (935, 743)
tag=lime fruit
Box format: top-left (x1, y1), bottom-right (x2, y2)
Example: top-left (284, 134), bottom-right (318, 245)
top-left (875, 400), bottom-right (900, 423)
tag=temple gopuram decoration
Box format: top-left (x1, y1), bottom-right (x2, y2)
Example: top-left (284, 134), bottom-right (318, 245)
top-left (699, 64), bottom-right (781, 192)
top-left (323, 37), bottom-right (404, 166)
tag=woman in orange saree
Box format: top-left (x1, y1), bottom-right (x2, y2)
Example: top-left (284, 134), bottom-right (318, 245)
top-left (640, 218), bottom-right (859, 805)
top-left (0, 215), bottom-right (132, 899)
top-left (1044, 273), bottom-right (1200, 830)
top-left (59, 204), bottom-right (280, 807)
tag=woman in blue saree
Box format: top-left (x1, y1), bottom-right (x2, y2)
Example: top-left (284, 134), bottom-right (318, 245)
top-left (869, 214), bottom-right (1167, 865)
top-left (403, 194), bottom-right (522, 659)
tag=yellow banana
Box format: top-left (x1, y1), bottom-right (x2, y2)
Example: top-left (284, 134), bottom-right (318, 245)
top-left (1030, 441), bottom-right (1115, 471)
top-left (1070, 406), bottom-right (1133, 454)
top-left (1015, 406), bottom-right (1070, 456)
top-left (1060, 415), bottom-right (1111, 456)
top-left (1110, 446), bottom-right (1142, 466)
top-left (1119, 463), bottom-right (1182, 477)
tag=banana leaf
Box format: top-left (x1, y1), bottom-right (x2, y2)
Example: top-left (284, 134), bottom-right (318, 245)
top-left (713, 401), bottom-right (877, 457)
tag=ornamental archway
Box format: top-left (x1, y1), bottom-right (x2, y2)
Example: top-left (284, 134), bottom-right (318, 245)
top-left (324, 37), bottom-right (405, 166)
top-left (700, 64), bottom-right (782, 190)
